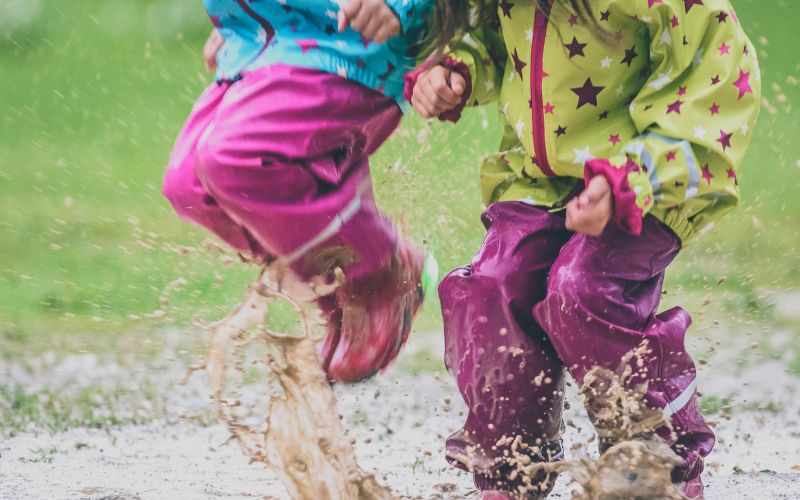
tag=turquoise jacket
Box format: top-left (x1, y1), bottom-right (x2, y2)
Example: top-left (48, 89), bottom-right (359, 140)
top-left (205, 0), bottom-right (432, 108)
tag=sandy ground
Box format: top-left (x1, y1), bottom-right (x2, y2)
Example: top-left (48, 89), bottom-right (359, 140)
top-left (2, 327), bottom-right (800, 499)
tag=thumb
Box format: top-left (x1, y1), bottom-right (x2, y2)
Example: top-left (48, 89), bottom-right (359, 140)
top-left (450, 72), bottom-right (466, 96)
top-left (337, 8), bottom-right (349, 32)
top-left (582, 175), bottom-right (611, 204)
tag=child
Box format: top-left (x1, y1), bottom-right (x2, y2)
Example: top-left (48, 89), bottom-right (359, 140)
top-left (163, 0), bottom-right (434, 383)
top-left (407, 0), bottom-right (760, 497)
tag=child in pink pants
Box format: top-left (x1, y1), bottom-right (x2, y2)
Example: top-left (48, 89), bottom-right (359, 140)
top-left (163, 0), bottom-right (433, 382)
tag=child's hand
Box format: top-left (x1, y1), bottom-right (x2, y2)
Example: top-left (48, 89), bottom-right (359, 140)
top-left (204, 29), bottom-right (224, 73)
top-left (566, 175), bottom-right (613, 236)
top-left (410, 65), bottom-right (467, 118)
top-left (338, 0), bottom-right (401, 43)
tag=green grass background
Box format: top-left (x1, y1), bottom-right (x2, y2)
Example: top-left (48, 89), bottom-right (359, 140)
top-left (1, 0), bottom-right (798, 359)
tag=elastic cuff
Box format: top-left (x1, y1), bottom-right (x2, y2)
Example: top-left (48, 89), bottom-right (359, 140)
top-left (584, 158), bottom-right (643, 235)
top-left (402, 56), bottom-right (472, 123)
top-left (437, 56), bottom-right (472, 123)
top-left (384, 0), bottom-right (427, 34)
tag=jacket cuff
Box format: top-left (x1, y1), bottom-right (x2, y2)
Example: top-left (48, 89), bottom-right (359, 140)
top-left (403, 56), bottom-right (472, 123)
top-left (384, 0), bottom-right (428, 34)
top-left (584, 158), bottom-right (643, 235)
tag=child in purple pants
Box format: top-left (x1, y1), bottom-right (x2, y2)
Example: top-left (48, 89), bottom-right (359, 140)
top-left (407, 0), bottom-right (761, 497)
top-left (163, 0), bottom-right (433, 383)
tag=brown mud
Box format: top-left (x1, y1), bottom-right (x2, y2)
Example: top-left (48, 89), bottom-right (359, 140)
top-left (183, 263), bottom-right (391, 500)
top-left (469, 343), bottom-right (685, 499)
top-left (184, 263), bottom-right (687, 500)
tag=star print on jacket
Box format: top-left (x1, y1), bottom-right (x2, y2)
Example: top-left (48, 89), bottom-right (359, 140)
top-left (406, 0), bottom-right (761, 243)
top-left (205, 0), bottom-right (433, 108)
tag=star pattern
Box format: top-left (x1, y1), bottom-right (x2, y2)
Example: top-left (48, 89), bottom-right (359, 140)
top-left (442, 0), bottom-right (761, 236)
top-left (667, 99), bottom-right (684, 114)
top-left (727, 167), bottom-right (738, 185)
top-left (499, 0), bottom-right (513, 18)
top-left (734, 68), bottom-right (753, 100)
top-left (512, 49), bottom-right (527, 79)
top-left (684, 0), bottom-right (704, 13)
top-left (565, 37), bottom-right (588, 58)
top-left (701, 163), bottom-right (714, 185)
top-left (573, 146), bottom-right (595, 164)
top-left (296, 39), bottom-right (320, 54)
top-left (717, 129), bottom-right (733, 151)
top-left (621, 45), bottom-right (638, 66)
top-left (571, 79), bottom-right (604, 108)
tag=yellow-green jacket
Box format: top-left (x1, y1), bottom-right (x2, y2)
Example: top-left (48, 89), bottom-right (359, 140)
top-left (408, 0), bottom-right (761, 242)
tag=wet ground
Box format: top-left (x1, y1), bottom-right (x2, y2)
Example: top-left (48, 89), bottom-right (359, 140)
top-left (2, 326), bottom-right (799, 499)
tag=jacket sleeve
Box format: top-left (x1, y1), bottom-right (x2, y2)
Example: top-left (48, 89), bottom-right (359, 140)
top-left (385, 0), bottom-right (434, 34)
top-left (403, 2), bottom-right (507, 122)
top-left (586, 0), bottom-right (761, 236)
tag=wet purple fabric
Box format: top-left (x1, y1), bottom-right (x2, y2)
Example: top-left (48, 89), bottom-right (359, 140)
top-left (440, 201), bottom-right (714, 492)
top-left (162, 64), bottom-right (402, 283)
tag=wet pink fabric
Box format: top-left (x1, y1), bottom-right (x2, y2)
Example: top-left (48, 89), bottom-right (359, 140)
top-left (163, 64), bottom-right (422, 383)
top-left (440, 202), bottom-right (714, 492)
top-left (163, 64), bottom-right (402, 283)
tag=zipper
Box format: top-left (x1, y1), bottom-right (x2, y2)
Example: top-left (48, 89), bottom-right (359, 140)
top-left (530, 3), bottom-right (555, 177)
top-left (234, 0), bottom-right (275, 57)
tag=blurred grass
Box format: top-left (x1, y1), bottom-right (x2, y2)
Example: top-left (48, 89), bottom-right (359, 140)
top-left (0, 0), bottom-right (798, 358)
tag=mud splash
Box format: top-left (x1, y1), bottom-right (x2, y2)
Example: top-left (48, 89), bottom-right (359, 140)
top-left (183, 263), bottom-right (392, 500)
top-left (488, 343), bottom-right (685, 499)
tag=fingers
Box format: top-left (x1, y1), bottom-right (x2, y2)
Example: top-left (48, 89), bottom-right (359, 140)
top-left (372, 16), bottom-right (400, 43)
top-left (411, 66), bottom-right (465, 118)
top-left (203, 30), bottom-right (224, 73)
top-left (580, 174), bottom-right (612, 205)
top-left (411, 81), bottom-right (439, 118)
top-left (339, 0), bottom-right (401, 42)
top-left (449, 72), bottom-right (467, 96)
top-left (565, 195), bottom-right (611, 236)
top-left (428, 67), bottom-right (463, 107)
top-left (360, 16), bottom-right (384, 41)
top-left (338, 0), bottom-right (362, 32)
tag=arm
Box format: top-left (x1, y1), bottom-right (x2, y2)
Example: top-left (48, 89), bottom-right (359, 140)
top-left (203, 29), bottom-right (225, 73)
top-left (585, 0), bottom-right (761, 236)
top-left (405, 1), bottom-right (507, 121)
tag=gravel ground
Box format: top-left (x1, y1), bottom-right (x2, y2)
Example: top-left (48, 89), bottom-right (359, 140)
top-left (2, 328), bottom-right (800, 499)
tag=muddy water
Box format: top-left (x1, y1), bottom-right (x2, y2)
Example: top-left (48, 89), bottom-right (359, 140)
top-left (184, 265), bottom-right (391, 500)
top-left (186, 263), bottom-right (685, 499)
top-left (469, 344), bottom-right (685, 499)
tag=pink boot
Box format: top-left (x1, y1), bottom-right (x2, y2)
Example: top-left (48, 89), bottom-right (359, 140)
top-left (324, 240), bottom-right (425, 382)
top-left (478, 492), bottom-right (515, 500)
top-left (681, 476), bottom-right (704, 499)
top-left (477, 490), bottom-right (546, 500)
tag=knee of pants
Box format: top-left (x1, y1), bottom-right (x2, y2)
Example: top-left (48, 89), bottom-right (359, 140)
top-left (546, 256), bottom-right (594, 318)
top-left (162, 167), bottom-right (215, 218)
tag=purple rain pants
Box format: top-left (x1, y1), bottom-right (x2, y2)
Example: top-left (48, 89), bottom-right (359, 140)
top-left (440, 201), bottom-right (715, 493)
top-left (162, 64), bottom-right (402, 284)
